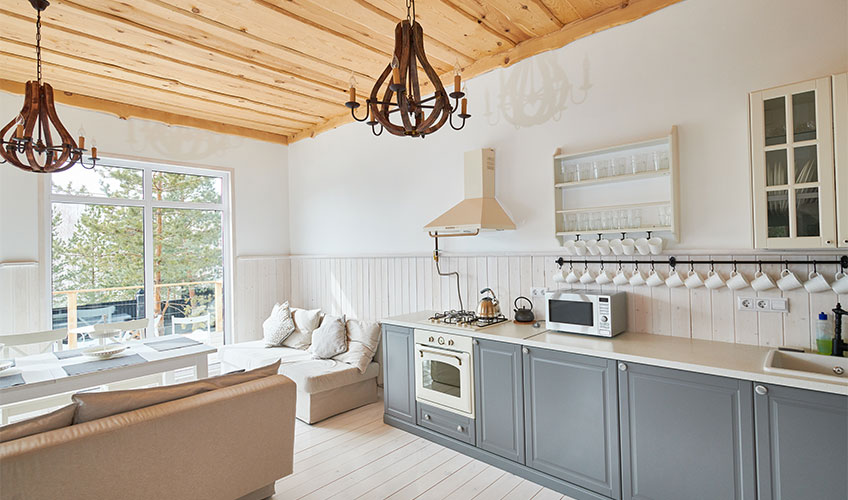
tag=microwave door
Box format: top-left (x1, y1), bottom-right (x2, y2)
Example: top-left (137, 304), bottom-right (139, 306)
top-left (548, 298), bottom-right (597, 334)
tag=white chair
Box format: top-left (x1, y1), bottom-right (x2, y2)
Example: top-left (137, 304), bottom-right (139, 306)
top-left (172, 314), bottom-right (211, 344)
top-left (0, 328), bottom-right (68, 358)
top-left (93, 318), bottom-right (149, 345)
top-left (0, 328), bottom-right (69, 425)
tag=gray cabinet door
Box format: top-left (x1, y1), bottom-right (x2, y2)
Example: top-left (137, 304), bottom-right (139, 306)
top-left (474, 339), bottom-right (524, 463)
top-left (523, 346), bottom-right (621, 499)
top-left (754, 383), bottom-right (848, 500)
top-left (382, 325), bottom-right (415, 423)
top-left (618, 363), bottom-right (756, 500)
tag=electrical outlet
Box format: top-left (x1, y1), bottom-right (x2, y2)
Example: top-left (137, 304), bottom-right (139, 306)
top-left (737, 297), bottom-right (754, 311)
top-left (755, 299), bottom-right (770, 311)
top-left (531, 287), bottom-right (548, 298)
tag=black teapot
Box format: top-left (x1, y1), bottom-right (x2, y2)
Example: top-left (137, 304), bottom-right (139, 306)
top-left (513, 296), bottom-right (535, 323)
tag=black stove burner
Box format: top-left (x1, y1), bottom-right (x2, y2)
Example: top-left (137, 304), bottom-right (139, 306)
top-left (429, 310), bottom-right (508, 328)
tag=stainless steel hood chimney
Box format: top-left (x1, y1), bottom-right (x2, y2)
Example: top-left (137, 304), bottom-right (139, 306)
top-left (425, 148), bottom-right (516, 235)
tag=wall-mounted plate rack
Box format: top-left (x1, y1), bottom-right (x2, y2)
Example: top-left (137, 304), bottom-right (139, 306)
top-left (554, 127), bottom-right (680, 244)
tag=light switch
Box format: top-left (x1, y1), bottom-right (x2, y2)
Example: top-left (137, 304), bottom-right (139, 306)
top-left (771, 298), bottom-right (788, 312)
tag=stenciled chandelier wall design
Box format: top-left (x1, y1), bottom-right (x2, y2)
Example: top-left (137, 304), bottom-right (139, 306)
top-left (345, 0), bottom-right (470, 138)
top-left (0, 0), bottom-right (98, 173)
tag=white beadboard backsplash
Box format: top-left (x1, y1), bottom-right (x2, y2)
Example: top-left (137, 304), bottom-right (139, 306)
top-left (237, 254), bottom-right (847, 350)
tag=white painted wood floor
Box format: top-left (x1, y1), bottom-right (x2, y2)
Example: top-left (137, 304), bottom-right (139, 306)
top-left (271, 400), bottom-right (573, 500)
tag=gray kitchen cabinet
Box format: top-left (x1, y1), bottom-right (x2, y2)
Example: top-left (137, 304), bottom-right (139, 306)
top-left (523, 346), bottom-right (621, 499)
top-left (618, 362), bottom-right (756, 500)
top-left (382, 325), bottom-right (415, 423)
top-left (753, 383), bottom-right (848, 500)
top-left (474, 339), bottom-right (524, 464)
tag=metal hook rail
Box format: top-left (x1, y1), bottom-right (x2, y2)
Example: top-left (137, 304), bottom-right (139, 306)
top-left (554, 255), bottom-right (848, 270)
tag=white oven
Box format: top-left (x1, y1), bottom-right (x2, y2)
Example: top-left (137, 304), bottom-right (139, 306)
top-left (413, 329), bottom-right (474, 418)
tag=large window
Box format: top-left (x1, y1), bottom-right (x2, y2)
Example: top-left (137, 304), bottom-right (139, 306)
top-left (48, 159), bottom-right (231, 349)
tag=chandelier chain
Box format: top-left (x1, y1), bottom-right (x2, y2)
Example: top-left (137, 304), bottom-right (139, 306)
top-left (406, 0), bottom-right (415, 25)
top-left (36, 10), bottom-right (42, 85)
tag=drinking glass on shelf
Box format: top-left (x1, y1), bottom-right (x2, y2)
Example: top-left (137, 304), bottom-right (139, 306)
top-left (617, 209), bottom-right (628, 229)
top-left (658, 151), bottom-right (670, 170)
top-left (601, 211), bottom-right (611, 230)
top-left (591, 213), bottom-right (602, 231)
top-left (578, 213), bottom-right (590, 232)
top-left (628, 209), bottom-right (642, 229)
top-left (650, 151), bottom-right (660, 171)
top-left (566, 213), bottom-right (577, 231)
top-left (659, 206), bottom-right (672, 227)
top-left (631, 153), bottom-right (648, 174)
top-left (564, 164), bottom-right (578, 183)
top-left (595, 159), bottom-right (611, 179)
top-left (613, 157), bottom-right (627, 176)
top-left (578, 162), bottom-right (592, 182)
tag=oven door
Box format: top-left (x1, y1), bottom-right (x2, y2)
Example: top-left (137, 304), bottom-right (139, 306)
top-left (546, 295), bottom-right (600, 335)
top-left (414, 344), bottom-right (474, 417)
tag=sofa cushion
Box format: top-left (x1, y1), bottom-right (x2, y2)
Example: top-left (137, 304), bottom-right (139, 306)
top-left (219, 340), bottom-right (379, 394)
top-left (280, 360), bottom-right (380, 394)
top-left (308, 315), bottom-right (348, 359)
top-left (283, 308), bottom-right (322, 349)
top-left (0, 403), bottom-right (77, 443)
top-left (72, 360), bottom-right (281, 424)
top-left (263, 302), bottom-right (295, 347)
top-left (333, 319), bottom-right (381, 374)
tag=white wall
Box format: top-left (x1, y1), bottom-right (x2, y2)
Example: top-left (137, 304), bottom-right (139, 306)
top-left (0, 92), bottom-right (290, 261)
top-left (288, 0), bottom-right (848, 256)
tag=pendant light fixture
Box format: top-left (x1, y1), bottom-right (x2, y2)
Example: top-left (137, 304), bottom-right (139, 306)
top-left (345, 0), bottom-right (470, 138)
top-left (0, 0), bottom-right (98, 173)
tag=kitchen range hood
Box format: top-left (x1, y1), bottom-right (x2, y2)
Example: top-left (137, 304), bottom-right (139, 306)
top-left (425, 148), bottom-right (516, 236)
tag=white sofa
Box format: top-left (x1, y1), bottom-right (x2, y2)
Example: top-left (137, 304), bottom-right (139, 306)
top-left (219, 340), bottom-right (379, 423)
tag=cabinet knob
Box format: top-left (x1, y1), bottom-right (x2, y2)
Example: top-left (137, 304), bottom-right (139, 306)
top-left (618, 363), bottom-right (628, 371)
top-left (522, 347), bottom-right (530, 354)
top-left (472, 339), bottom-right (478, 345)
top-left (755, 385), bottom-right (768, 395)
top-left (456, 425), bottom-right (464, 432)
top-left (423, 414), bottom-right (430, 420)
top-left (826, 240), bottom-right (833, 246)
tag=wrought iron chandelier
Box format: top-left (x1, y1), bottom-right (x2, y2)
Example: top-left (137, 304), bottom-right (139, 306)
top-left (0, 0), bottom-right (97, 173)
top-left (345, 0), bottom-right (470, 138)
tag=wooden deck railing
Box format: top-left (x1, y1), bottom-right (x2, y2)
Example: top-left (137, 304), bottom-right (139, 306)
top-left (53, 280), bottom-right (223, 348)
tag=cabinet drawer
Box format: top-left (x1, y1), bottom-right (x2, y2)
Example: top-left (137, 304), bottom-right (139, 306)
top-left (417, 402), bottom-right (475, 445)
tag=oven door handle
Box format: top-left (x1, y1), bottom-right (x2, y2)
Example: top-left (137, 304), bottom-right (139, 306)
top-left (416, 345), bottom-right (465, 366)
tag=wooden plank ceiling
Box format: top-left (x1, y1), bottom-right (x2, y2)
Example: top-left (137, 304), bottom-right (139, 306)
top-left (0, 0), bottom-right (681, 144)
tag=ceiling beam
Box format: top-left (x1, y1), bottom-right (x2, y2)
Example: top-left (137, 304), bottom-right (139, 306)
top-left (0, 79), bottom-right (289, 144)
top-left (290, 0), bottom-right (683, 143)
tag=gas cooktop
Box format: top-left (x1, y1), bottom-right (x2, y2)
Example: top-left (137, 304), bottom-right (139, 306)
top-left (428, 310), bottom-right (508, 329)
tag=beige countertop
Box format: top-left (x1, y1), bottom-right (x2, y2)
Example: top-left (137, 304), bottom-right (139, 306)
top-left (382, 311), bottom-right (848, 396)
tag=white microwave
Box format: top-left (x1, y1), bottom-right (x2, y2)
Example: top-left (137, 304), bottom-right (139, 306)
top-left (545, 291), bottom-right (627, 337)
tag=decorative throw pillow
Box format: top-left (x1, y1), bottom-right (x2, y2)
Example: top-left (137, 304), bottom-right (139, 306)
top-left (0, 403), bottom-right (77, 443)
top-left (283, 308), bottom-right (322, 349)
top-left (72, 361), bottom-right (281, 424)
top-left (334, 319), bottom-right (382, 374)
top-left (263, 302), bottom-right (295, 347)
top-left (308, 315), bottom-right (348, 359)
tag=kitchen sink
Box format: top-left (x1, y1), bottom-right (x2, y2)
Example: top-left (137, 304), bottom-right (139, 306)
top-left (763, 349), bottom-right (848, 382)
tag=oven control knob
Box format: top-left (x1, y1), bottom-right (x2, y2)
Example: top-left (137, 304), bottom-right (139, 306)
top-left (600, 315), bottom-right (609, 323)
top-left (447, 339), bottom-right (454, 346)
top-left (428, 336), bottom-right (434, 343)
top-left (456, 425), bottom-right (464, 432)
top-left (423, 414), bottom-right (431, 421)
top-left (438, 337), bottom-right (445, 345)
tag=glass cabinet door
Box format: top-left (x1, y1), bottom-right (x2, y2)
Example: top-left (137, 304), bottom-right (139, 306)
top-left (750, 77), bottom-right (836, 249)
top-left (834, 73), bottom-right (848, 248)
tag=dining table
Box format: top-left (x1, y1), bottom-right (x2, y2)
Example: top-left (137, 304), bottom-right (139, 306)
top-left (0, 336), bottom-right (216, 406)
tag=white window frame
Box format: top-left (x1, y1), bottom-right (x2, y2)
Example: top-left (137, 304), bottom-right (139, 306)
top-left (41, 156), bottom-right (235, 344)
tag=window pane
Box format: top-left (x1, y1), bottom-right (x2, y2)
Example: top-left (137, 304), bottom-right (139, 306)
top-left (767, 189), bottom-right (789, 238)
top-left (52, 164), bottom-right (143, 200)
top-left (794, 145), bottom-right (818, 184)
top-left (52, 203), bottom-right (145, 347)
top-left (792, 91), bottom-right (816, 142)
top-left (764, 96), bottom-right (786, 146)
top-left (766, 149), bottom-right (788, 186)
top-left (796, 187), bottom-right (820, 237)
top-left (152, 171), bottom-right (222, 204)
top-left (152, 208), bottom-right (223, 347)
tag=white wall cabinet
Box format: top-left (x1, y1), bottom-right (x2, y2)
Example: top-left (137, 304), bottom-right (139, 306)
top-left (833, 73), bottom-right (848, 248)
top-left (749, 75), bottom-right (845, 249)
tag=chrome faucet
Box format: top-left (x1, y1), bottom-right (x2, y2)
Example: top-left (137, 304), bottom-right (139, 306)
top-left (832, 303), bottom-right (847, 357)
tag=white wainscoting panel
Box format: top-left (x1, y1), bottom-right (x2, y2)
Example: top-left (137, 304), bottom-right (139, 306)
top-left (0, 262), bottom-right (41, 335)
top-left (235, 256), bottom-right (291, 343)
top-left (288, 254), bottom-right (848, 350)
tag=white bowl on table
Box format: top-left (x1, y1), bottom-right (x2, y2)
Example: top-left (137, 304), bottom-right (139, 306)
top-left (83, 343), bottom-right (127, 360)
